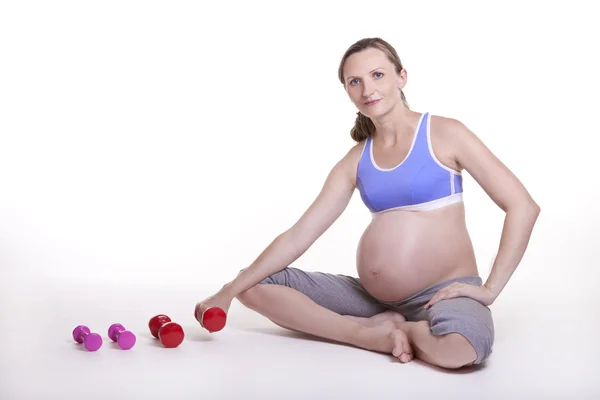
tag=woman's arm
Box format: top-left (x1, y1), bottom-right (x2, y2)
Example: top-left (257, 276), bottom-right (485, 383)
top-left (450, 118), bottom-right (541, 301)
top-left (219, 143), bottom-right (363, 299)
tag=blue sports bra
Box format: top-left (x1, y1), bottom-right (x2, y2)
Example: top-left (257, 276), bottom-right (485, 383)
top-left (356, 112), bottom-right (463, 213)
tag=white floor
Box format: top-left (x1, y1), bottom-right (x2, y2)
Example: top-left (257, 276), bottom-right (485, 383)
top-left (1, 277), bottom-right (598, 400)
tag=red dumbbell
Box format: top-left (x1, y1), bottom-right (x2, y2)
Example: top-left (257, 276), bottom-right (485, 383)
top-left (148, 314), bottom-right (184, 348)
top-left (194, 304), bottom-right (227, 333)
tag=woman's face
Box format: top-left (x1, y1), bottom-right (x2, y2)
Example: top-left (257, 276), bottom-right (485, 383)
top-left (343, 47), bottom-right (406, 119)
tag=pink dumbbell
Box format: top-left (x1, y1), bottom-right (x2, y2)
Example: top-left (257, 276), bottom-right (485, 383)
top-left (72, 325), bottom-right (103, 351)
top-left (108, 323), bottom-right (136, 350)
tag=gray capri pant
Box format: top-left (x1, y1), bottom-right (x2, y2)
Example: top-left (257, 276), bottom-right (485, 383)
top-left (257, 267), bottom-right (494, 364)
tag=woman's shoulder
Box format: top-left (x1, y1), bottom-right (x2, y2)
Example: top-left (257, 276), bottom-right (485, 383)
top-left (429, 113), bottom-right (467, 133)
top-left (428, 113), bottom-right (475, 148)
top-left (344, 139), bottom-right (368, 165)
top-left (427, 113), bottom-right (475, 171)
top-left (329, 140), bottom-right (368, 186)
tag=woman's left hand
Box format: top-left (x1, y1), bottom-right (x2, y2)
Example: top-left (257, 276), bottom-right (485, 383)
top-left (424, 282), bottom-right (496, 309)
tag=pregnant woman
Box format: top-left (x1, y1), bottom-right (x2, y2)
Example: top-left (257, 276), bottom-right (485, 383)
top-left (194, 37), bottom-right (540, 369)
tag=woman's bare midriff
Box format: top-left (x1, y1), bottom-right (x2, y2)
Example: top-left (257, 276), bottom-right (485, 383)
top-left (356, 202), bottom-right (479, 302)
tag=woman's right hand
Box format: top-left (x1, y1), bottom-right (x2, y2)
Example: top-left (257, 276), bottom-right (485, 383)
top-left (194, 286), bottom-right (234, 332)
top-left (195, 292), bottom-right (231, 318)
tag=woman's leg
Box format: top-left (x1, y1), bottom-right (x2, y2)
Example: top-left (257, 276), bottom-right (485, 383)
top-left (404, 296), bottom-right (493, 368)
top-left (375, 276), bottom-right (494, 369)
top-left (236, 268), bottom-right (413, 362)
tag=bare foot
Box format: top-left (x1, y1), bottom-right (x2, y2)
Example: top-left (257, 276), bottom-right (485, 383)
top-left (390, 329), bottom-right (413, 363)
top-left (360, 320), bottom-right (413, 363)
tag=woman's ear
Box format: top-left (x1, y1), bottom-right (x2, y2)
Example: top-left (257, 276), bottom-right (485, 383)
top-left (398, 68), bottom-right (407, 89)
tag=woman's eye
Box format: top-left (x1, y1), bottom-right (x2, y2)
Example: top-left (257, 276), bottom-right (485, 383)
top-left (374, 72), bottom-right (383, 78)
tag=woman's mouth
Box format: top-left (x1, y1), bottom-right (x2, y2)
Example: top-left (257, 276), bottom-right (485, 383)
top-left (365, 99), bottom-right (381, 106)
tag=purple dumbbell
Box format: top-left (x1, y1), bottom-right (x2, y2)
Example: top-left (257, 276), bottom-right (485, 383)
top-left (72, 325), bottom-right (103, 351)
top-left (108, 323), bottom-right (136, 350)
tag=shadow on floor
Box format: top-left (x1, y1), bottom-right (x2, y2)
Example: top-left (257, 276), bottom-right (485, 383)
top-left (233, 324), bottom-right (487, 374)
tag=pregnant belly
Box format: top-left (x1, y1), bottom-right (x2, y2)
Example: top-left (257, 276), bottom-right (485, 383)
top-left (356, 204), bottom-right (478, 302)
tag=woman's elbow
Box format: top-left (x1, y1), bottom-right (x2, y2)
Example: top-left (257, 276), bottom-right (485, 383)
top-left (513, 197), bottom-right (540, 220)
top-left (525, 198), bottom-right (541, 216)
top-left (505, 195), bottom-right (540, 219)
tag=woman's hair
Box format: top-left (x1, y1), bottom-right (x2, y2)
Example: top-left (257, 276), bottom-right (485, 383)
top-left (338, 38), bottom-right (409, 142)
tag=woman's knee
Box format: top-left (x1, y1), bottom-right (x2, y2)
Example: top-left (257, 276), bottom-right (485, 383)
top-left (438, 333), bottom-right (478, 368)
top-left (427, 297), bottom-right (494, 366)
top-left (236, 284), bottom-right (266, 308)
top-left (235, 268), bottom-right (281, 308)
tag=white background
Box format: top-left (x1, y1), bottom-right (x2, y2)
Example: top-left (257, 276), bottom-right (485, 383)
top-left (1, 1), bottom-right (598, 399)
